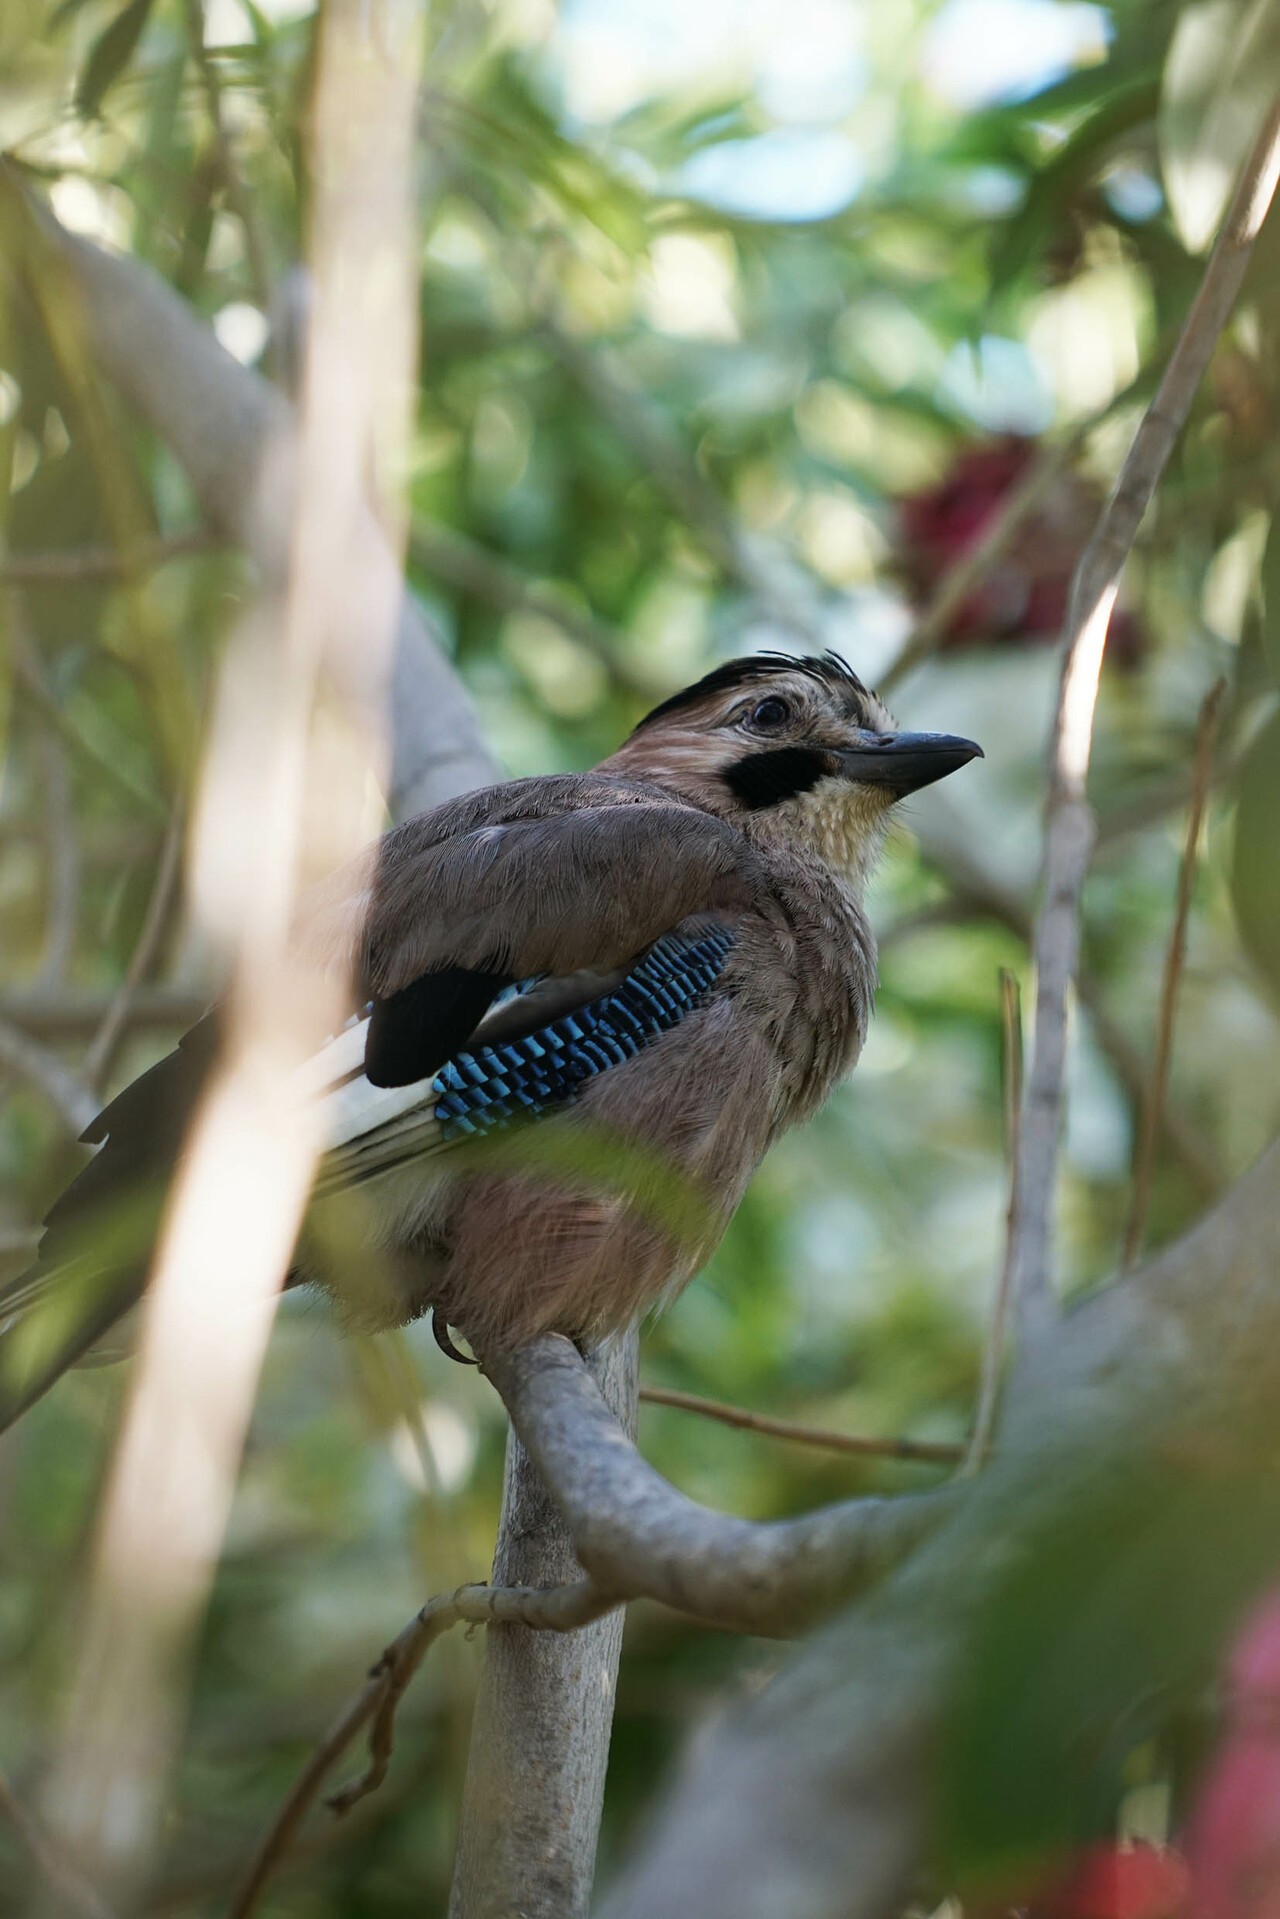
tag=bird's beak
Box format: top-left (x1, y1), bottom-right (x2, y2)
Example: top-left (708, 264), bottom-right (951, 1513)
top-left (837, 732), bottom-right (984, 797)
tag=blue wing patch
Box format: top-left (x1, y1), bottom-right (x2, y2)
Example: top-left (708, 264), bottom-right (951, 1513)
top-left (431, 925), bottom-right (734, 1141)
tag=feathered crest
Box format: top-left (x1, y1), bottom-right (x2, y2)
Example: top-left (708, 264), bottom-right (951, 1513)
top-left (633, 651), bottom-right (872, 732)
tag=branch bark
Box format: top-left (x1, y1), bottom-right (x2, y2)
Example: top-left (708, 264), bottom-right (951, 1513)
top-left (486, 1340), bottom-right (948, 1637)
top-left (449, 1338), bottom-right (637, 1919)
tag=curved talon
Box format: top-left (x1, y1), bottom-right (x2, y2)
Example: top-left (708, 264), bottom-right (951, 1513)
top-left (433, 1312), bottom-right (478, 1366)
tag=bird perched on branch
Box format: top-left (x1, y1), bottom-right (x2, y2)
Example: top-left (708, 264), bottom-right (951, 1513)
top-left (0, 652), bottom-right (980, 1424)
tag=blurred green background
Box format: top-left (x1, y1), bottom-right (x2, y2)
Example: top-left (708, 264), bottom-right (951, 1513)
top-left (1, 0), bottom-right (1279, 1910)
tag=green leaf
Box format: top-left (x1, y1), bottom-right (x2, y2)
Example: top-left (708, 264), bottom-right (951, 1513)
top-left (75, 0), bottom-right (156, 120)
top-left (938, 1443), bottom-right (1280, 1890)
top-left (1158, 0), bottom-right (1280, 253)
top-left (1230, 709), bottom-right (1280, 1001)
top-left (48, 0), bottom-right (100, 31)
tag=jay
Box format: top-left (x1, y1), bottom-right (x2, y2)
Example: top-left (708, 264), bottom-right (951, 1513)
top-left (0, 651), bottom-right (980, 1421)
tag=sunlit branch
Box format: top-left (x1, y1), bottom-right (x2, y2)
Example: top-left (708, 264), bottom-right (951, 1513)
top-left (1008, 89), bottom-right (1280, 1346)
top-left (35, 2), bottom-right (427, 1901)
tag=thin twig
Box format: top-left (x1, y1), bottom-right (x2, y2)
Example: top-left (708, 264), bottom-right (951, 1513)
top-left (542, 324), bottom-right (826, 644)
top-left (880, 435), bottom-right (1085, 696)
top-left (961, 968), bottom-right (1023, 1476)
top-left (9, 644), bottom-right (166, 816)
top-left (0, 1768), bottom-right (118, 1919)
top-left (10, 612), bottom-right (81, 986)
top-left (0, 1014), bottom-right (97, 1135)
top-left (639, 1385), bottom-right (962, 1465)
top-left (879, 355), bottom-right (1172, 697)
top-left (1120, 679), bottom-right (1226, 1269)
top-left (82, 805), bottom-right (186, 1092)
top-left (0, 529), bottom-right (211, 585)
top-left (229, 1579), bottom-right (616, 1919)
top-left (1008, 90), bottom-right (1280, 1346)
top-left (0, 986), bottom-right (208, 1038)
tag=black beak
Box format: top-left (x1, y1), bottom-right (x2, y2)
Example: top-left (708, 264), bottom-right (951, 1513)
top-left (837, 732), bottom-right (984, 797)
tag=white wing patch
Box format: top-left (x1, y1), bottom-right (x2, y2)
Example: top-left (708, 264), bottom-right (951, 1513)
top-left (298, 1014), bottom-right (444, 1193)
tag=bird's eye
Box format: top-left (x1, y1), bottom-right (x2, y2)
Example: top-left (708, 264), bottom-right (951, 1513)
top-left (749, 696), bottom-right (791, 731)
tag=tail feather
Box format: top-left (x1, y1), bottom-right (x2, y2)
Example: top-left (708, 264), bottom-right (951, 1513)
top-left (0, 1015), bottom-right (219, 1431)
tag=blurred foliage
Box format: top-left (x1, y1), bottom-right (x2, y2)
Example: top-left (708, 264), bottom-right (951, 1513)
top-left (0, 0), bottom-right (1279, 1910)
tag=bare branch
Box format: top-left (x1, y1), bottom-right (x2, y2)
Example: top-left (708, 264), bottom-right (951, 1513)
top-left (543, 325), bottom-right (826, 645)
top-left (229, 1578), bottom-right (617, 1919)
top-left (1120, 678), bottom-right (1226, 1268)
top-left (639, 1383), bottom-right (962, 1465)
top-left (1010, 92), bottom-right (1280, 1344)
top-left (0, 530), bottom-right (211, 584)
top-left (485, 1338), bottom-right (950, 1637)
top-left (449, 1333), bottom-right (638, 1919)
top-left (82, 805), bottom-right (185, 1093)
top-left (880, 433), bottom-right (1086, 696)
top-left (0, 987), bottom-right (209, 1039)
top-left (961, 967), bottom-right (1023, 1476)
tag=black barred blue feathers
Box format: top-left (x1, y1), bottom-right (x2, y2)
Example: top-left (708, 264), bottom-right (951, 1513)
top-left (432, 926), bottom-right (734, 1141)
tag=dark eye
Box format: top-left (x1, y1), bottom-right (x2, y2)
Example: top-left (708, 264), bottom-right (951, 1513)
top-left (749, 696), bottom-right (791, 731)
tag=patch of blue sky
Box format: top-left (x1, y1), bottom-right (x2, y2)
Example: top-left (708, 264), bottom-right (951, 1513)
top-left (938, 336), bottom-right (1055, 435)
top-left (680, 130), bottom-right (865, 224)
top-left (921, 0), bottom-right (1111, 110)
top-left (551, 0), bottom-right (865, 130)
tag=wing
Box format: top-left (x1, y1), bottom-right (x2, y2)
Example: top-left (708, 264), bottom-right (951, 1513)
top-left (309, 917), bottom-right (737, 1194)
top-left (1, 781), bottom-right (760, 1424)
top-left (304, 790), bottom-right (762, 1087)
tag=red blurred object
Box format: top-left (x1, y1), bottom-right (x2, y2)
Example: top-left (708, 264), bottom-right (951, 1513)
top-left (898, 435), bottom-right (1144, 666)
top-left (1048, 1843), bottom-right (1191, 1919)
top-left (1185, 1595), bottom-right (1280, 1919)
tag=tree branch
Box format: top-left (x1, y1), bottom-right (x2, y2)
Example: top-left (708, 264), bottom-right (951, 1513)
top-left (0, 1768), bottom-right (119, 1919)
top-left (228, 1577), bottom-right (618, 1919)
top-left (485, 1338), bottom-right (950, 1637)
top-left (1120, 678), bottom-right (1225, 1268)
top-left (0, 1014), bottom-right (98, 1136)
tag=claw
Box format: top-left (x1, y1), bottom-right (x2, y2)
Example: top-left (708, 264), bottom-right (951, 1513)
top-left (432, 1312), bottom-right (478, 1366)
